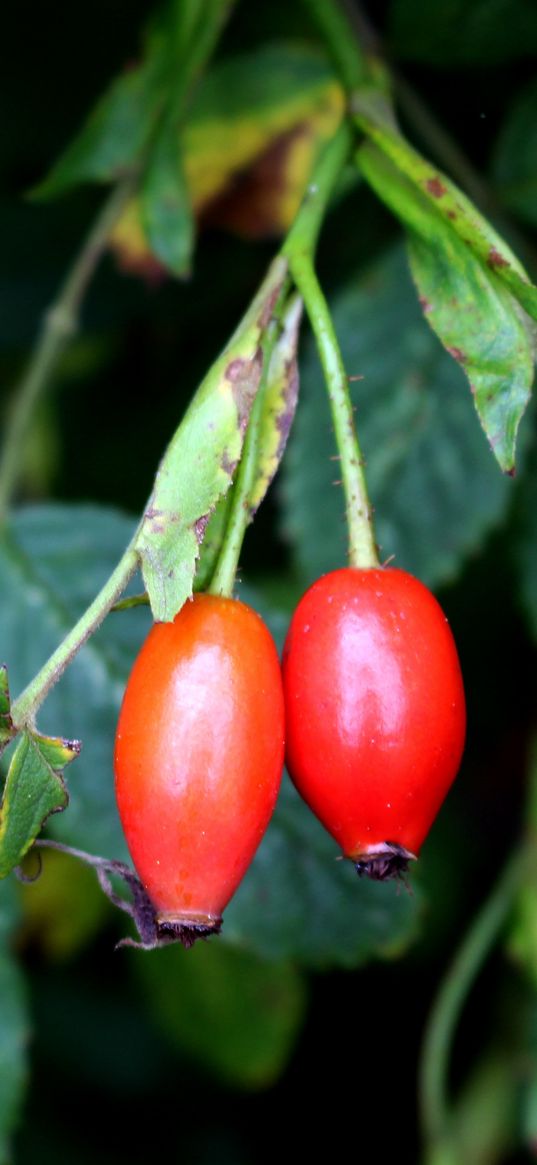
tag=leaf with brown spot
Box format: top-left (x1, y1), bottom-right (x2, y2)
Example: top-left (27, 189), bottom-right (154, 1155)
top-left (135, 256), bottom-right (288, 621)
top-left (357, 141), bottom-right (536, 472)
top-left (352, 87), bottom-right (537, 325)
top-left (109, 43), bottom-right (344, 273)
top-left (249, 295), bottom-right (303, 515)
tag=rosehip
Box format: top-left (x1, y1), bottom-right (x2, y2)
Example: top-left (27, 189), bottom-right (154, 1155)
top-left (282, 567), bottom-right (466, 880)
top-left (114, 593), bottom-right (285, 943)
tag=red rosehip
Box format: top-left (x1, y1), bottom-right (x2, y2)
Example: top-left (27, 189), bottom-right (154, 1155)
top-left (114, 593), bottom-right (285, 942)
top-left (282, 567), bottom-right (466, 880)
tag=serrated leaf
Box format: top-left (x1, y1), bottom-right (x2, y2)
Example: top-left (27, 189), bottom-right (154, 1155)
top-left (493, 78), bottom-right (537, 228)
top-left (357, 141), bottom-right (535, 472)
top-left (352, 90), bottom-right (537, 325)
top-left (135, 255), bottom-right (288, 621)
top-left (134, 942), bottom-right (307, 1089)
top-left (0, 729), bottom-right (77, 877)
top-left (0, 667), bottom-right (14, 753)
top-left (249, 295), bottom-right (302, 514)
top-left (0, 881), bottom-right (28, 1160)
top-left (282, 245), bottom-right (515, 588)
top-left (32, 732), bottom-right (80, 770)
top-left (33, 48), bottom-right (167, 199)
top-left (140, 111), bottom-right (195, 277)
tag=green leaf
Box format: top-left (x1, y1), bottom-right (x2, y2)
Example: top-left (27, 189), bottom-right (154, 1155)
top-left (407, 232), bottom-right (533, 473)
top-left (282, 245), bottom-right (514, 587)
top-left (249, 295), bottom-right (302, 514)
top-left (352, 90), bottom-right (537, 325)
top-left (140, 111), bottom-right (195, 277)
top-left (0, 668), bottom-right (14, 754)
top-left (32, 46), bottom-right (167, 199)
top-left (357, 141), bottom-right (535, 473)
top-left (388, 0), bottom-right (537, 65)
top-left (0, 729), bottom-right (79, 877)
top-left (0, 881), bottom-right (27, 1160)
top-left (493, 79), bottom-right (537, 228)
top-left (183, 41), bottom-right (343, 210)
top-left (134, 942), bottom-right (307, 1089)
top-left (135, 255), bottom-right (288, 621)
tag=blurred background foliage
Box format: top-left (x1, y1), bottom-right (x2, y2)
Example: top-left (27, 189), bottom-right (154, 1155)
top-left (2, 0), bottom-right (537, 1162)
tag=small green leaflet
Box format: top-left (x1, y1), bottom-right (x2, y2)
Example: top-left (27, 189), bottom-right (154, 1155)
top-left (0, 730), bottom-right (80, 878)
top-left (0, 667), bottom-right (14, 754)
top-left (135, 255), bottom-right (288, 621)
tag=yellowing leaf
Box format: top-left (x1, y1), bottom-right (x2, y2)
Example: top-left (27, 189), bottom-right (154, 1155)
top-left (109, 43), bottom-right (344, 274)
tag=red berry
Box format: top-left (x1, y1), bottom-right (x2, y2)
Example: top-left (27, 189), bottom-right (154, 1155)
top-left (114, 593), bottom-right (285, 942)
top-left (282, 567), bottom-right (466, 880)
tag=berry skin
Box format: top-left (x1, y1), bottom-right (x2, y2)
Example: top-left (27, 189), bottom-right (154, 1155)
top-left (114, 593), bottom-right (285, 943)
top-left (282, 567), bottom-right (466, 880)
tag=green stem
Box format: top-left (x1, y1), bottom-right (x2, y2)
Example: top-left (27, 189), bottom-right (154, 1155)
top-left (300, 0), bottom-right (370, 89)
top-left (209, 319), bottom-right (282, 597)
top-left (419, 847), bottom-right (527, 1152)
top-left (0, 179), bottom-right (135, 524)
top-left (11, 540), bottom-right (139, 729)
top-left (284, 126), bottom-right (379, 569)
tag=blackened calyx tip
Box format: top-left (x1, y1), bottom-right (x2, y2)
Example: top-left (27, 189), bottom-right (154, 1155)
top-left (352, 841), bottom-right (417, 883)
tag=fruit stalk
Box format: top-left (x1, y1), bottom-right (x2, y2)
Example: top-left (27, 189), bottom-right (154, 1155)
top-left (284, 125), bottom-right (379, 569)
